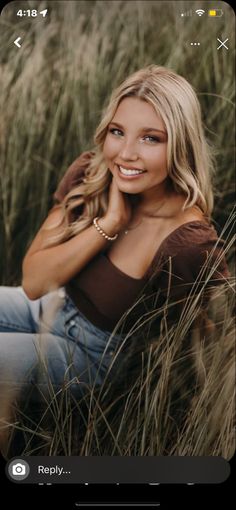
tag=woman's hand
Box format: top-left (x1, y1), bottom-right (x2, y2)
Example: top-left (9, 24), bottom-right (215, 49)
top-left (100, 176), bottom-right (132, 234)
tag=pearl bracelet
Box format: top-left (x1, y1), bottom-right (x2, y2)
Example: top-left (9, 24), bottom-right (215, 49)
top-left (93, 217), bottom-right (118, 242)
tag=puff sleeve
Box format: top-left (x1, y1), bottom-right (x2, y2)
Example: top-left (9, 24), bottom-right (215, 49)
top-left (149, 223), bottom-right (231, 332)
top-left (158, 231), bottom-right (230, 302)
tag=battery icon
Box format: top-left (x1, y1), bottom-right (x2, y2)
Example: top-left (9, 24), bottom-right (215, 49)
top-left (208, 9), bottom-right (223, 17)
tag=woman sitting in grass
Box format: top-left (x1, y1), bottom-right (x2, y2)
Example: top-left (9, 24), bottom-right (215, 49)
top-left (0, 65), bottom-right (230, 410)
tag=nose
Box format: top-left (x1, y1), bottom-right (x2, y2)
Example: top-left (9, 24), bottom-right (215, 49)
top-left (118, 139), bottom-right (139, 161)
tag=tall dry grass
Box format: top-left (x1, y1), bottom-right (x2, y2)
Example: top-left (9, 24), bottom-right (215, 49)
top-left (2, 255), bottom-right (235, 458)
top-left (0, 0), bottom-right (235, 458)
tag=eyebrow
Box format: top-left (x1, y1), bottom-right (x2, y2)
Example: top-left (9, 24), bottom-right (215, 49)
top-left (109, 121), bottom-right (167, 135)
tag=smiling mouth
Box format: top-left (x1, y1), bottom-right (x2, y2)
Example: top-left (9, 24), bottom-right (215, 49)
top-left (118, 165), bottom-right (147, 176)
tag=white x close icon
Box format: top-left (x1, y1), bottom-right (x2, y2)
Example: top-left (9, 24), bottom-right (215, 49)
top-left (217, 38), bottom-right (229, 50)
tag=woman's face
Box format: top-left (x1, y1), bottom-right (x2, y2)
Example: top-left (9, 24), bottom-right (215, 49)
top-left (103, 96), bottom-right (169, 196)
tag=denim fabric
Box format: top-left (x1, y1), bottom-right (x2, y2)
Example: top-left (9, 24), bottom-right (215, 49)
top-left (0, 286), bottom-right (126, 401)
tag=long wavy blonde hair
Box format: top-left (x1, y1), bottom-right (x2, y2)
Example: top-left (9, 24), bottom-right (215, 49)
top-left (45, 65), bottom-right (215, 246)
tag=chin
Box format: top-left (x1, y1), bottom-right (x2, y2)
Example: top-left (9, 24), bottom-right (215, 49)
top-left (116, 181), bottom-right (139, 194)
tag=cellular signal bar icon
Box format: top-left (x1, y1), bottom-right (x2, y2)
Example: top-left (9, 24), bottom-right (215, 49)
top-left (195, 9), bottom-right (205, 16)
top-left (181, 10), bottom-right (192, 17)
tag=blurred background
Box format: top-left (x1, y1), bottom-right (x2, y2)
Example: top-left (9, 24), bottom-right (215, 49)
top-left (0, 0), bottom-right (235, 284)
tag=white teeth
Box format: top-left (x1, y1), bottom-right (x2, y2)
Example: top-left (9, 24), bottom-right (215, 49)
top-left (119, 166), bottom-right (145, 176)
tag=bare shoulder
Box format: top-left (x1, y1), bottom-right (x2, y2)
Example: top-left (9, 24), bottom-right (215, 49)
top-left (151, 197), bottom-right (209, 246)
top-left (169, 195), bottom-right (208, 225)
top-left (179, 206), bottom-right (207, 223)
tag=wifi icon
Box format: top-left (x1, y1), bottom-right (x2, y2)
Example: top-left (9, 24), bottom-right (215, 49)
top-left (195, 9), bottom-right (205, 16)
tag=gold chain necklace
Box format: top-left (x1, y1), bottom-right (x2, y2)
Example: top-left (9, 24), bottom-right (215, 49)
top-left (124, 219), bottom-right (143, 235)
top-left (124, 198), bottom-right (167, 235)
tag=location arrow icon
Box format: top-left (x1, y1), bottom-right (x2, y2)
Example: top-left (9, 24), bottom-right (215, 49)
top-left (14, 37), bottom-right (22, 48)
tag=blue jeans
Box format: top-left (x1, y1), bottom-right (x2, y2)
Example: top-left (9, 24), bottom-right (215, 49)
top-left (0, 286), bottom-right (126, 402)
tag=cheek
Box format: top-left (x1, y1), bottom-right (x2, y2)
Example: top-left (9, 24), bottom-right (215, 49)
top-left (150, 147), bottom-right (168, 171)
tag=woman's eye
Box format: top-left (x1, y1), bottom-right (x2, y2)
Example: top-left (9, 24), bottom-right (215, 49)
top-left (109, 128), bottom-right (123, 136)
top-left (108, 129), bottom-right (160, 143)
top-left (144, 135), bottom-right (159, 143)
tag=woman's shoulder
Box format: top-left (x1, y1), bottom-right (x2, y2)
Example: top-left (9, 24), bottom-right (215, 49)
top-left (53, 150), bottom-right (95, 203)
top-left (157, 200), bottom-right (217, 247)
top-left (155, 216), bottom-right (230, 284)
top-left (165, 218), bottom-right (218, 248)
top-left (160, 214), bottom-right (226, 263)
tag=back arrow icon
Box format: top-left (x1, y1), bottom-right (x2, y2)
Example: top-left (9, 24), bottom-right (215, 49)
top-left (14, 37), bottom-right (22, 48)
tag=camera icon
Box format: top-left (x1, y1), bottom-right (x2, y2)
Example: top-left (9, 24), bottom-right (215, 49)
top-left (12, 463), bottom-right (26, 476)
top-left (7, 459), bottom-right (30, 481)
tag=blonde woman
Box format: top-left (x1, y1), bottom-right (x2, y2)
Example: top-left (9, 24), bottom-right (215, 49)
top-left (0, 65), bottom-right (230, 402)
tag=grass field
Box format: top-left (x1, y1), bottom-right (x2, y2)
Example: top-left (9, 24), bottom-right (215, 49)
top-left (0, 0), bottom-right (235, 458)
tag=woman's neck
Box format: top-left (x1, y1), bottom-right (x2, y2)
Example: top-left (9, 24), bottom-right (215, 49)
top-left (129, 182), bottom-right (177, 219)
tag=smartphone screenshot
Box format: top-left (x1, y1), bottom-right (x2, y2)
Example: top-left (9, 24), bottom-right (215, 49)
top-left (0, 1), bottom-right (235, 508)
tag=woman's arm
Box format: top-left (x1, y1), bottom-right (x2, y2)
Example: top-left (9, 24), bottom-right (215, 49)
top-left (22, 177), bottom-right (131, 300)
top-left (22, 208), bottom-right (121, 300)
